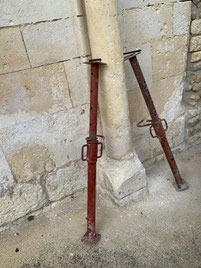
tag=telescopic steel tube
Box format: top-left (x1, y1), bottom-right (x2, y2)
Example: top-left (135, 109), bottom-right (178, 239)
top-left (81, 60), bottom-right (104, 245)
top-left (125, 51), bottom-right (188, 191)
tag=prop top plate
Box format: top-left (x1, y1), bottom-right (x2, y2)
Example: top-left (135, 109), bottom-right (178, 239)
top-left (124, 49), bottom-right (141, 61)
top-left (84, 58), bottom-right (107, 65)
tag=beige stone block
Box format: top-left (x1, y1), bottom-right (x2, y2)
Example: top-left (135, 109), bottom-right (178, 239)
top-left (0, 63), bottom-right (72, 116)
top-left (0, 0), bottom-right (75, 27)
top-left (46, 160), bottom-right (87, 202)
top-left (191, 19), bottom-right (201, 35)
top-left (190, 36), bottom-right (201, 52)
top-left (123, 5), bottom-right (173, 46)
top-left (0, 147), bottom-right (14, 196)
top-left (191, 51), bottom-right (201, 62)
top-left (173, 1), bottom-right (191, 36)
top-left (190, 93), bottom-right (200, 101)
top-left (189, 71), bottom-right (201, 84)
top-left (21, 19), bottom-right (83, 67)
top-left (64, 58), bottom-right (90, 107)
top-left (187, 115), bottom-right (199, 127)
top-left (192, 82), bottom-right (201, 91)
top-left (124, 43), bottom-right (152, 90)
top-left (0, 106), bottom-right (89, 170)
top-left (133, 134), bottom-right (152, 163)
top-left (0, 27), bottom-right (30, 74)
top-left (118, 0), bottom-right (176, 10)
top-left (184, 93), bottom-right (199, 106)
top-left (128, 89), bottom-right (149, 125)
top-left (73, 16), bottom-right (90, 57)
top-left (128, 76), bottom-right (179, 124)
top-left (10, 145), bottom-right (54, 182)
top-left (186, 108), bottom-right (198, 119)
top-left (169, 116), bottom-right (185, 148)
top-left (191, 61), bottom-right (201, 71)
top-left (0, 183), bottom-right (47, 226)
top-left (152, 36), bottom-right (188, 82)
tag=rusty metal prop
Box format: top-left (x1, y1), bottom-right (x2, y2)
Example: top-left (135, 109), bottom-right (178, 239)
top-left (81, 59), bottom-right (106, 245)
top-left (124, 50), bottom-right (188, 191)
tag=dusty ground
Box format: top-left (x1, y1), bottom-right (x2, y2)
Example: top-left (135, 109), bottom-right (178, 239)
top-left (0, 146), bottom-right (201, 268)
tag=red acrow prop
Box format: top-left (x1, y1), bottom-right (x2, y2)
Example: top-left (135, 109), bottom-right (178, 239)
top-left (81, 59), bottom-right (105, 245)
top-left (124, 50), bottom-right (188, 191)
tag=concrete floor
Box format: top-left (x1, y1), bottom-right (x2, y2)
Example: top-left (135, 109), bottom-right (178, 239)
top-left (0, 146), bottom-right (201, 268)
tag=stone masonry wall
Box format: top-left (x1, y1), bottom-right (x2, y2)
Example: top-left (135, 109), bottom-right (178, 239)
top-left (118, 0), bottom-right (191, 165)
top-left (0, 0), bottom-right (196, 229)
top-left (0, 0), bottom-right (91, 227)
top-left (185, 1), bottom-right (201, 144)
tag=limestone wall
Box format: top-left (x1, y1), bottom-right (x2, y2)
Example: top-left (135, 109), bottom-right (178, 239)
top-left (185, 1), bottom-right (201, 144)
top-left (118, 0), bottom-right (192, 164)
top-left (0, 0), bottom-right (196, 228)
top-left (0, 0), bottom-right (91, 227)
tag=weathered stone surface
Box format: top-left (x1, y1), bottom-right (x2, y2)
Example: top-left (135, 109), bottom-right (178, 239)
top-left (185, 92), bottom-right (200, 107)
top-left (187, 115), bottom-right (200, 127)
top-left (0, 147), bottom-right (14, 197)
top-left (189, 71), bottom-right (201, 83)
top-left (46, 160), bottom-right (87, 202)
top-left (173, 1), bottom-right (191, 36)
top-left (185, 84), bottom-right (192, 92)
top-left (190, 93), bottom-right (200, 101)
top-left (0, 63), bottom-right (72, 116)
top-left (186, 134), bottom-right (200, 145)
top-left (98, 152), bottom-right (147, 204)
top-left (191, 3), bottom-right (199, 20)
top-left (133, 133), bottom-right (153, 163)
top-left (0, 183), bottom-right (47, 226)
top-left (190, 36), bottom-right (201, 51)
top-left (21, 18), bottom-right (84, 67)
top-left (0, 0), bottom-right (72, 27)
top-left (0, 105), bottom-right (89, 171)
top-left (152, 36), bottom-right (188, 82)
top-left (64, 58), bottom-right (90, 107)
top-left (191, 51), bottom-right (201, 62)
top-left (0, 27), bottom-right (30, 74)
top-left (10, 145), bottom-right (54, 182)
top-left (184, 93), bottom-right (199, 106)
top-left (186, 108), bottom-right (198, 119)
top-left (192, 82), bottom-right (201, 91)
top-left (191, 19), bottom-right (201, 35)
top-left (191, 60), bottom-right (201, 71)
top-left (169, 115), bottom-right (185, 148)
top-left (71, 0), bottom-right (85, 16)
top-left (0, 0), bottom-right (193, 228)
top-left (124, 43), bottom-right (152, 90)
top-left (123, 5), bottom-right (173, 46)
top-left (118, 0), bottom-right (176, 11)
top-left (73, 16), bottom-right (90, 57)
top-left (128, 75), bottom-right (183, 124)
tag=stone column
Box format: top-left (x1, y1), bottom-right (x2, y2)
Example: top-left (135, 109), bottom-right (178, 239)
top-left (83, 0), bottom-right (147, 204)
top-left (84, 0), bottom-right (132, 158)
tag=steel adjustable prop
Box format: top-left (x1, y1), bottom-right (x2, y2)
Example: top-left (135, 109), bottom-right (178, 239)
top-left (81, 59), bottom-right (105, 245)
top-left (124, 50), bottom-right (188, 191)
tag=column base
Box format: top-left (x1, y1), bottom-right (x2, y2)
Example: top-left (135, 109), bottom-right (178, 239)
top-left (98, 151), bottom-right (148, 205)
